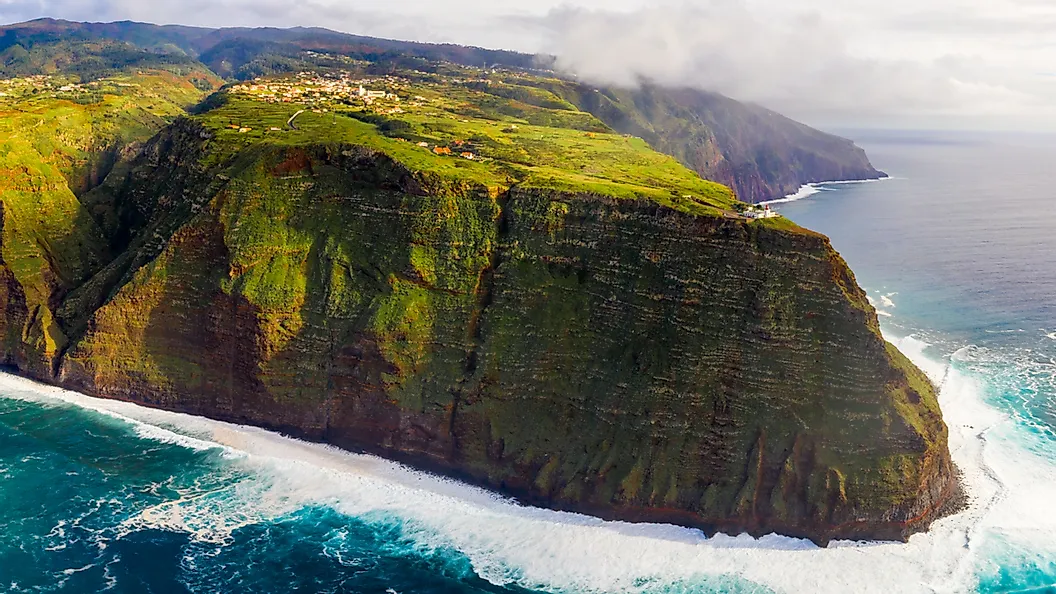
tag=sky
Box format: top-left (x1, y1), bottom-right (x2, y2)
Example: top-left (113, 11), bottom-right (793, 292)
top-left (3, 0), bottom-right (1056, 131)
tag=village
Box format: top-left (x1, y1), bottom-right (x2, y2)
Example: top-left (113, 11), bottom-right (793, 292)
top-left (0, 75), bottom-right (61, 98)
top-left (230, 73), bottom-right (413, 110)
top-left (0, 75), bottom-right (143, 100)
top-left (229, 70), bottom-right (493, 109)
top-left (3, 68), bottom-right (499, 165)
top-left (230, 72), bottom-right (495, 162)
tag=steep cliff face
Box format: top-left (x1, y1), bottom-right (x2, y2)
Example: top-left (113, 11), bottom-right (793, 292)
top-left (14, 120), bottom-right (957, 545)
top-left (0, 71), bottom-right (220, 377)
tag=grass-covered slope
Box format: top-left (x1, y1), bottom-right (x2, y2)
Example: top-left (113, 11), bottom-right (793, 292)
top-left (0, 73), bottom-right (954, 544)
top-left (198, 94), bottom-right (736, 212)
top-left (0, 68), bottom-right (221, 374)
top-left (507, 79), bottom-right (885, 203)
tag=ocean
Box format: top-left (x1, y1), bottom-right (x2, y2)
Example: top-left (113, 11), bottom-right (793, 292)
top-left (1, 129), bottom-right (1054, 593)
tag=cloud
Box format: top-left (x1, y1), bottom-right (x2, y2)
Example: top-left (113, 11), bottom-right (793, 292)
top-left (526, 2), bottom-right (1052, 124)
top-left (2, 0), bottom-right (1055, 129)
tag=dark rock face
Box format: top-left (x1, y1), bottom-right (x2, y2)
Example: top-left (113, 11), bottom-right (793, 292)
top-left (0, 124), bottom-right (957, 545)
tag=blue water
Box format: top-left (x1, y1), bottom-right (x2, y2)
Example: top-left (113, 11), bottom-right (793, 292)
top-left (0, 382), bottom-right (774, 594)
top-left (0, 394), bottom-right (524, 593)
top-left (774, 129), bottom-right (1056, 448)
top-left (1, 129), bottom-right (1055, 593)
top-left (773, 129), bottom-right (1056, 593)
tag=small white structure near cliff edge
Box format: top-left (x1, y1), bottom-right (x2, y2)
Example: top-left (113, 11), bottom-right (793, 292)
top-left (745, 204), bottom-right (779, 219)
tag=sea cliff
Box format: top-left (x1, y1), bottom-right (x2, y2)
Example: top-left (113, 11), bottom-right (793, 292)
top-left (0, 112), bottom-right (957, 544)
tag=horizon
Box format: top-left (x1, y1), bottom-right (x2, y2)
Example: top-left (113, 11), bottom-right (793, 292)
top-left (3, 4), bottom-right (1056, 133)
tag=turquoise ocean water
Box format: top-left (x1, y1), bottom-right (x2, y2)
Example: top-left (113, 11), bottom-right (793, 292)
top-left (1, 130), bottom-right (1054, 593)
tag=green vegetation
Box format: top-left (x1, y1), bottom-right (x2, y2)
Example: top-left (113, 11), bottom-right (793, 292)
top-left (0, 18), bottom-right (536, 82)
top-left (497, 76), bottom-right (883, 203)
top-left (1, 17), bottom-right (883, 204)
top-left (0, 37), bottom-right (208, 82)
top-left (0, 68), bottom-right (221, 373)
top-left (195, 81), bottom-right (738, 215)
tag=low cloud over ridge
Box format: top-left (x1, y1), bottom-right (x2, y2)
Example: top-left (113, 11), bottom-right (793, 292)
top-left (528, 2), bottom-right (1053, 128)
top-left (2, 0), bottom-right (1054, 129)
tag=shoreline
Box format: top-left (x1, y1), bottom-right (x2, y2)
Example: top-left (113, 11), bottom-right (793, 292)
top-left (0, 333), bottom-right (1015, 594)
top-left (760, 175), bottom-right (893, 206)
top-left (0, 342), bottom-right (963, 549)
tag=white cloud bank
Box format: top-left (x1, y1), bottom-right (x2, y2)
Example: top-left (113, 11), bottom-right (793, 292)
top-left (529, 3), bottom-right (1056, 129)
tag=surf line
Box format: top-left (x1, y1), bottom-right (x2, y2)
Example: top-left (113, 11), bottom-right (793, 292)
top-left (0, 351), bottom-right (1019, 594)
top-left (761, 175), bottom-right (894, 206)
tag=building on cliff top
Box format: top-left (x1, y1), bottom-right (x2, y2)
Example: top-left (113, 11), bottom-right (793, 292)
top-left (745, 205), bottom-right (779, 219)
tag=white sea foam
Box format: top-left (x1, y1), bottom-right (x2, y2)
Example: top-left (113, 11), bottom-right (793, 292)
top-left (60, 564), bottom-right (96, 576)
top-left (764, 184), bottom-right (822, 205)
top-left (53, 563), bottom-right (98, 590)
top-left (868, 291), bottom-right (898, 318)
top-left (761, 176), bottom-right (894, 206)
top-left (0, 377), bottom-right (235, 454)
top-left (2, 338), bottom-right (1054, 594)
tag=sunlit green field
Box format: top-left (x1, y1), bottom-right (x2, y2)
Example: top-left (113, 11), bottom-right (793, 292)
top-left (199, 78), bottom-right (743, 216)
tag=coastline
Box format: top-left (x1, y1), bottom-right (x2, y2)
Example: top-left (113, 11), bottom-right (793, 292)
top-left (761, 175), bottom-right (893, 206)
top-left (0, 328), bottom-right (991, 594)
top-left (0, 364), bottom-right (950, 549)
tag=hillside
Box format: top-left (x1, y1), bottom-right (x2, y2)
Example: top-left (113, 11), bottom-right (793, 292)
top-left (526, 81), bottom-right (885, 203)
top-left (0, 66), bottom-right (221, 374)
top-left (0, 18), bottom-right (883, 202)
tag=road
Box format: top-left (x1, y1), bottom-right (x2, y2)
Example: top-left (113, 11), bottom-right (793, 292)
top-left (287, 109), bottom-right (306, 130)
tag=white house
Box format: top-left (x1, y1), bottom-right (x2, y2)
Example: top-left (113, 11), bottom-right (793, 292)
top-left (745, 204), bottom-right (779, 219)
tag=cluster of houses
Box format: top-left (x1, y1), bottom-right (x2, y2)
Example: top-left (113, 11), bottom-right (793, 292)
top-left (744, 204), bottom-right (780, 219)
top-left (442, 76), bottom-right (493, 86)
top-left (230, 74), bottom-right (412, 108)
top-left (417, 141), bottom-right (478, 160)
top-left (0, 76), bottom-right (144, 100)
top-left (0, 75), bottom-right (61, 98)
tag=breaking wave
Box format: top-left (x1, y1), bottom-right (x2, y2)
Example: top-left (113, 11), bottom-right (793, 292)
top-left (867, 290), bottom-right (899, 319)
top-left (762, 176), bottom-right (893, 206)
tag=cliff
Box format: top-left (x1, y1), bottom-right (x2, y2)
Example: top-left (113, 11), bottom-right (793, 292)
top-left (525, 81), bottom-right (885, 203)
top-left (0, 69), bottom-right (221, 379)
top-left (0, 104), bottom-right (956, 543)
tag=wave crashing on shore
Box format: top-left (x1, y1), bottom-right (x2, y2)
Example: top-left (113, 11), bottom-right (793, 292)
top-left (2, 314), bottom-right (1055, 593)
